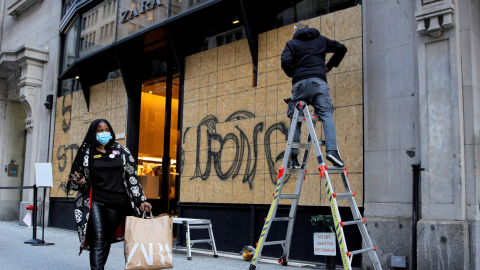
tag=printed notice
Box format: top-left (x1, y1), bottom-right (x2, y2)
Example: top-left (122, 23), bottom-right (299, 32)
top-left (314, 232), bottom-right (336, 256)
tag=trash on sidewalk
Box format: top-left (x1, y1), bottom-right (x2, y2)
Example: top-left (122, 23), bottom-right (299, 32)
top-left (239, 245), bottom-right (256, 261)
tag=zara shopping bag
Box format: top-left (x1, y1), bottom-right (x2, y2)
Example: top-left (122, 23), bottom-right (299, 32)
top-left (124, 213), bottom-right (173, 269)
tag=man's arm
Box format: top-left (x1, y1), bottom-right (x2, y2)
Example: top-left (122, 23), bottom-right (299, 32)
top-left (325, 38), bottom-right (347, 71)
top-left (281, 43), bottom-right (294, 77)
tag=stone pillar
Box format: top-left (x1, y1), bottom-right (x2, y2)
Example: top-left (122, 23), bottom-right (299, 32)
top-left (415, 0), bottom-right (474, 268)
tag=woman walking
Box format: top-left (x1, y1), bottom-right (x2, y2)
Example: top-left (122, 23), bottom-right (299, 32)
top-left (66, 119), bottom-right (152, 270)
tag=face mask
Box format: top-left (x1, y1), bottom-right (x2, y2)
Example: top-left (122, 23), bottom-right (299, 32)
top-left (96, 132), bottom-right (112, 145)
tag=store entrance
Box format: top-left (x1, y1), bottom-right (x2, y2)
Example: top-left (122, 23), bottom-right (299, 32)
top-left (137, 67), bottom-right (181, 217)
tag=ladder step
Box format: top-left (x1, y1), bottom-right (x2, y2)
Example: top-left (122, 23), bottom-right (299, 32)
top-left (333, 192), bottom-right (355, 199)
top-left (290, 141), bottom-right (325, 147)
top-left (190, 239), bottom-right (213, 244)
top-left (284, 168), bottom-right (305, 174)
top-left (264, 240), bottom-right (286, 246)
top-left (279, 194), bottom-right (300, 200)
top-left (189, 225), bottom-right (211, 229)
top-left (340, 219), bottom-right (365, 227)
top-left (291, 142), bottom-right (310, 149)
top-left (326, 166), bottom-right (346, 173)
top-left (272, 217), bottom-right (293, 222)
top-left (298, 116), bottom-right (318, 123)
top-left (347, 247), bottom-right (376, 257)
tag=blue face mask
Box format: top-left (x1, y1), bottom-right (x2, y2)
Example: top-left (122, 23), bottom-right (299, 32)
top-left (96, 132), bottom-right (112, 145)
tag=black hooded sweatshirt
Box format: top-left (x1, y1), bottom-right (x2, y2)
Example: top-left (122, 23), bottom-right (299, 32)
top-left (281, 28), bottom-right (347, 85)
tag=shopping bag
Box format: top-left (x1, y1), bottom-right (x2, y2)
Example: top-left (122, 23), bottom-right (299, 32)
top-left (124, 212), bottom-right (174, 269)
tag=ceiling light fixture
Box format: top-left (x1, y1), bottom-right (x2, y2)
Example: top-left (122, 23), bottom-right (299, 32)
top-left (233, 17), bottom-right (240, 24)
top-left (75, 76), bottom-right (79, 79)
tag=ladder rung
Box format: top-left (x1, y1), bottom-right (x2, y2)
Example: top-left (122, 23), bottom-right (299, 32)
top-left (326, 166), bottom-right (345, 173)
top-left (189, 225), bottom-right (210, 229)
top-left (291, 142), bottom-right (310, 149)
top-left (298, 117), bottom-right (318, 123)
top-left (284, 168), bottom-right (305, 174)
top-left (341, 219), bottom-right (365, 227)
top-left (333, 192), bottom-right (355, 199)
top-left (347, 247), bottom-right (376, 256)
top-left (190, 239), bottom-right (213, 244)
top-left (272, 217), bottom-right (292, 222)
top-left (264, 240), bottom-right (286, 246)
top-left (279, 194), bottom-right (300, 200)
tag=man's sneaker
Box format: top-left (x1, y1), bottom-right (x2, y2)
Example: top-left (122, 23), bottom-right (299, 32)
top-left (326, 151), bottom-right (345, 167)
top-left (289, 155), bottom-right (301, 169)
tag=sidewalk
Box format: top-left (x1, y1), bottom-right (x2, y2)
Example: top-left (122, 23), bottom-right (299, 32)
top-left (0, 221), bottom-right (323, 270)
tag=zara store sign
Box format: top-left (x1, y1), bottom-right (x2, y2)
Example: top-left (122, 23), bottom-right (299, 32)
top-left (121, 0), bottom-right (163, 23)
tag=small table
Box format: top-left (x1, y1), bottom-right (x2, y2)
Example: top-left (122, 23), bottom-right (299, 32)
top-left (173, 217), bottom-right (219, 260)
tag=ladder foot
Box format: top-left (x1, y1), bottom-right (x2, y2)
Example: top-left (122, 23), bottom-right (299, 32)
top-left (249, 265), bottom-right (257, 270)
top-left (187, 257), bottom-right (192, 260)
top-left (214, 254), bottom-right (219, 258)
top-left (278, 256), bottom-right (288, 266)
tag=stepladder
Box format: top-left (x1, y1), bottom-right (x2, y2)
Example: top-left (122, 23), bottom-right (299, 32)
top-left (249, 102), bottom-right (382, 270)
top-left (173, 218), bottom-right (219, 260)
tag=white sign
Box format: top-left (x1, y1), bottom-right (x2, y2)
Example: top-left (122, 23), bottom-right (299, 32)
top-left (314, 232), bottom-right (336, 256)
top-left (35, 163), bottom-right (53, 187)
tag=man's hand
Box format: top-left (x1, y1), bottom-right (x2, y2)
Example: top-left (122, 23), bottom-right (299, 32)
top-left (73, 171), bottom-right (86, 185)
top-left (326, 68), bottom-right (332, 75)
top-left (140, 202), bottom-right (152, 212)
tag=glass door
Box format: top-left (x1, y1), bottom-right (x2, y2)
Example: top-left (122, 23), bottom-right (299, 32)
top-left (137, 70), bottom-right (181, 216)
top-left (137, 76), bottom-right (167, 201)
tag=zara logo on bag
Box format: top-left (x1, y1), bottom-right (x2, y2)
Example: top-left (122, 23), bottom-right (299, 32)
top-left (126, 242), bottom-right (173, 266)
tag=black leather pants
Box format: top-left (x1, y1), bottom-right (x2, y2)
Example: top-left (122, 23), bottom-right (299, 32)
top-left (89, 201), bottom-right (127, 270)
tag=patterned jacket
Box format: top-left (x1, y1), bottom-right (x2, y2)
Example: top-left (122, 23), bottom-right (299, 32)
top-left (68, 141), bottom-right (147, 255)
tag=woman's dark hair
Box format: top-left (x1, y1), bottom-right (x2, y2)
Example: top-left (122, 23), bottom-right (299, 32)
top-left (66, 119), bottom-right (116, 195)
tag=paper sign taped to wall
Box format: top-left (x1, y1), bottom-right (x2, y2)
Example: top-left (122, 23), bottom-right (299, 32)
top-left (35, 163), bottom-right (53, 187)
top-left (314, 232), bottom-right (336, 256)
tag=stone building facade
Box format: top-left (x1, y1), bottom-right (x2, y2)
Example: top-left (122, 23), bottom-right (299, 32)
top-left (0, 0), bottom-right (478, 268)
top-left (0, 0), bottom-right (60, 222)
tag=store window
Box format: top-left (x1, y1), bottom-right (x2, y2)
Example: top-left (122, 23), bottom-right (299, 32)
top-left (275, 0), bottom-right (357, 28)
top-left (60, 78), bottom-right (82, 96)
top-left (79, 0), bottom-right (118, 57)
top-left (116, 0), bottom-right (168, 40)
top-left (62, 21), bottom-right (78, 73)
top-left (170, 0), bottom-right (209, 16)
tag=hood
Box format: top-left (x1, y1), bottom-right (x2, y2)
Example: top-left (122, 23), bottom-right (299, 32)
top-left (293, 28), bottom-right (320, 41)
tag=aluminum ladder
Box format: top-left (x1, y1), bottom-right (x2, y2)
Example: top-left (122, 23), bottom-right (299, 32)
top-left (249, 102), bottom-right (382, 270)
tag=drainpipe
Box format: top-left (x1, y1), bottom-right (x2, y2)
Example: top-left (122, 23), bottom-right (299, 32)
top-left (411, 164), bottom-right (423, 270)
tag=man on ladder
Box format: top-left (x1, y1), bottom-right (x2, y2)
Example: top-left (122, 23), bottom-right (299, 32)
top-left (249, 22), bottom-right (382, 270)
top-left (281, 22), bottom-right (347, 168)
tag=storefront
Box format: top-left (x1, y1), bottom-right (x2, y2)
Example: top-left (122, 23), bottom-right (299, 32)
top-left (49, 0), bottom-right (363, 266)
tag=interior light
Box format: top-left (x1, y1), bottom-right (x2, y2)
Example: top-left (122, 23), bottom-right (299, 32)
top-left (149, 91), bottom-right (153, 94)
top-left (75, 76), bottom-right (79, 79)
top-left (139, 157), bottom-right (163, 162)
top-left (233, 17), bottom-right (240, 24)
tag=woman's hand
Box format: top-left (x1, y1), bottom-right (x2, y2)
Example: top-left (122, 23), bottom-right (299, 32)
top-left (73, 171), bottom-right (86, 185)
top-left (140, 202), bottom-right (152, 212)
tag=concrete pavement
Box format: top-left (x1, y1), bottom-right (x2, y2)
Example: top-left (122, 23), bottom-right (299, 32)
top-left (0, 221), bottom-right (322, 270)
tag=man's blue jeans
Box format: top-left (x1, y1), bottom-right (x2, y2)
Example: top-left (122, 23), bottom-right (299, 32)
top-left (286, 77), bottom-right (338, 157)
